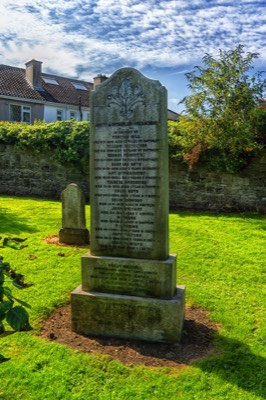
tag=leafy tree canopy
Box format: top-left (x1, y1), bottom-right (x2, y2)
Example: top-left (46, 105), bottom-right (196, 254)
top-left (176, 45), bottom-right (266, 172)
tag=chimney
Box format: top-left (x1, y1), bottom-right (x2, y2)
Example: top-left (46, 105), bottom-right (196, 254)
top-left (93, 74), bottom-right (108, 90)
top-left (25, 59), bottom-right (42, 88)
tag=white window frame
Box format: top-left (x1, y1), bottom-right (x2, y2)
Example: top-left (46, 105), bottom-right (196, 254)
top-left (69, 111), bottom-right (77, 120)
top-left (10, 104), bottom-right (31, 123)
top-left (56, 109), bottom-right (64, 121)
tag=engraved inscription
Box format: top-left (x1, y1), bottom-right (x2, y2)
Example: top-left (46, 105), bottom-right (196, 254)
top-left (89, 262), bottom-right (161, 293)
top-left (84, 299), bottom-right (162, 322)
top-left (93, 123), bottom-right (160, 255)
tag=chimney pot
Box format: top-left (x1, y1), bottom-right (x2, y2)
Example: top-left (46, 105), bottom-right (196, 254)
top-left (93, 74), bottom-right (108, 90)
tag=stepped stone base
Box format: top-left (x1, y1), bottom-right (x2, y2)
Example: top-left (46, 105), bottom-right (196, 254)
top-left (59, 228), bottom-right (89, 245)
top-left (71, 285), bottom-right (185, 342)
top-left (81, 254), bottom-right (177, 299)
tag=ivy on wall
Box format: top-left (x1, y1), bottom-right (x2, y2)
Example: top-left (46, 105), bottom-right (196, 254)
top-left (0, 120), bottom-right (179, 166)
top-left (0, 119), bottom-right (265, 173)
top-left (0, 120), bottom-right (90, 165)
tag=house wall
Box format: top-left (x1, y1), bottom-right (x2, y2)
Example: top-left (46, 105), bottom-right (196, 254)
top-left (0, 99), bottom-right (8, 120)
top-left (0, 98), bottom-right (44, 122)
top-left (0, 144), bottom-right (265, 213)
top-left (44, 104), bottom-right (90, 123)
top-left (0, 100), bottom-right (90, 123)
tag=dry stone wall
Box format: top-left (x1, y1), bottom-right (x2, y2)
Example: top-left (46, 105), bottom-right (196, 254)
top-left (0, 144), bottom-right (89, 200)
top-left (170, 152), bottom-right (266, 213)
top-left (0, 143), bottom-right (265, 213)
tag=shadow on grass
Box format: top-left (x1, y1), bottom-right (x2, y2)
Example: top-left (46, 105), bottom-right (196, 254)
top-left (197, 335), bottom-right (266, 399)
top-left (0, 207), bottom-right (37, 235)
top-left (40, 302), bottom-right (265, 397)
top-left (170, 209), bottom-right (266, 233)
top-left (0, 332), bottom-right (15, 363)
top-left (170, 209), bottom-right (265, 220)
top-left (80, 323), bottom-right (266, 398)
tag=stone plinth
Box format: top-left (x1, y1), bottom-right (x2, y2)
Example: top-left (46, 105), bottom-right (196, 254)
top-left (59, 228), bottom-right (89, 245)
top-left (72, 285), bottom-right (185, 342)
top-left (81, 254), bottom-right (177, 299)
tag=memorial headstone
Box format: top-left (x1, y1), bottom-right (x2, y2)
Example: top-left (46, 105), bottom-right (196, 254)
top-left (71, 68), bottom-right (185, 342)
top-left (59, 183), bottom-right (89, 245)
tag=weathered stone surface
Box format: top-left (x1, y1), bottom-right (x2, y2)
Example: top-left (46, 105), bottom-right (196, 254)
top-left (81, 254), bottom-right (177, 299)
top-left (71, 285), bottom-right (185, 342)
top-left (0, 145), bottom-right (90, 199)
top-left (90, 68), bottom-right (169, 260)
top-left (59, 228), bottom-right (89, 245)
top-left (59, 183), bottom-right (89, 245)
top-left (71, 68), bottom-right (184, 343)
top-left (169, 155), bottom-right (266, 213)
top-left (61, 183), bottom-right (86, 229)
top-left (1, 145), bottom-right (266, 213)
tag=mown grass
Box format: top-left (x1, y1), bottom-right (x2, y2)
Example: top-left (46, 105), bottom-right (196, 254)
top-left (0, 196), bottom-right (265, 400)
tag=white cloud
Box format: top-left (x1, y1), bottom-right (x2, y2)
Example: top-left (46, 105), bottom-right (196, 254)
top-left (0, 0), bottom-right (264, 90)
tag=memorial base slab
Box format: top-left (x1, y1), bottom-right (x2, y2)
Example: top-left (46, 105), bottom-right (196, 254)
top-left (59, 228), bottom-right (89, 245)
top-left (82, 254), bottom-right (177, 299)
top-left (71, 285), bottom-right (185, 342)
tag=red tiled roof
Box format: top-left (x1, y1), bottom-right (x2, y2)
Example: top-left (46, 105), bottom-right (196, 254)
top-left (167, 109), bottom-right (179, 121)
top-left (0, 64), bottom-right (92, 107)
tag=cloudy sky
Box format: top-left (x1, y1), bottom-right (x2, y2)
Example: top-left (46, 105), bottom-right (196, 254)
top-left (0, 0), bottom-right (265, 111)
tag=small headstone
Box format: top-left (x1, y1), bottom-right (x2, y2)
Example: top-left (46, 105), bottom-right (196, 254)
top-left (59, 183), bottom-right (89, 245)
top-left (71, 68), bottom-right (185, 342)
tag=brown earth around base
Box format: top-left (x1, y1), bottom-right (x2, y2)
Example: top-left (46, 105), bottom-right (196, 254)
top-left (41, 235), bottom-right (220, 369)
top-left (39, 303), bottom-right (220, 369)
top-left (44, 234), bottom-right (90, 248)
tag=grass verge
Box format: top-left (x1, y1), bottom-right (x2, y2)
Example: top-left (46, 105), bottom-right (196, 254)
top-left (0, 196), bottom-right (265, 400)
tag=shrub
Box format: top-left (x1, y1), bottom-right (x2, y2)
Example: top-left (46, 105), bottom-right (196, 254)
top-left (177, 45), bottom-right (266, 173)
top-left (0, 120), bottom-right (90, 165)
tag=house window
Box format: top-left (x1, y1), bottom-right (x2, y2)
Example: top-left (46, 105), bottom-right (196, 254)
top-left (10, 104), bottom-right (31, 123)
top-left (71, 82), bottom-right (88, 90)
top-left (70, 111), bottom-right (77, 120)
top-left (43, 77), bottom-right (59, 85)
top-left (57, 110), bottom-right (63, 121)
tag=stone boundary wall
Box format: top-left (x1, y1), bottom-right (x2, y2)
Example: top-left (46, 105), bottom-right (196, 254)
top-left (0, 144), bottom-right (90, 201)
top-left (170, 153), bottom-right (266, 213)
top-left (0, 144), bottom-right (265, 213)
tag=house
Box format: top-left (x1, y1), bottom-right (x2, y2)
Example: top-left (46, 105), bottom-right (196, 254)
top-left (0, 60), bottom-right (107, 123)
top-left (0, 60), bottom-right (178, 123)
top-left (167, 109), bottom-right (179, 121)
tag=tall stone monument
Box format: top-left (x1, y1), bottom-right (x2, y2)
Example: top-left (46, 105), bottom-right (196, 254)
top-left (71, 68), bottom-right (185, 342)
top-left (59, 183), bottom-right (89, 245)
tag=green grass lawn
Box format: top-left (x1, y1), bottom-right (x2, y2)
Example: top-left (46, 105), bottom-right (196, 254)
top-left (0, 195), bottom-right (265, 400)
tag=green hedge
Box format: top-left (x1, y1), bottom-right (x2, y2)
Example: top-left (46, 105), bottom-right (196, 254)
top-left (0, 120), bottom-right (90, 165)
top-left (0, 120), bottom-right (180, 166)
top-left (1, 118), bottom-right (264, 172)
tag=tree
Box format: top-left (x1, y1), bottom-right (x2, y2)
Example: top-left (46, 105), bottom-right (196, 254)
top-left (178, 45), bottom-right (266, 172)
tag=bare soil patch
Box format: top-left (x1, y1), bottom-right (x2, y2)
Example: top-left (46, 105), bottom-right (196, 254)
top-left (44, 234), bottom-right (90, 248)
top-left (40, 304), bottom-right (219, 369)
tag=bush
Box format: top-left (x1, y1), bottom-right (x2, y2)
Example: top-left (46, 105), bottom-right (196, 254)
top-left (0, 120), bottom-right (90, 165)
top-left (177, 46), bottom-right (266, 173)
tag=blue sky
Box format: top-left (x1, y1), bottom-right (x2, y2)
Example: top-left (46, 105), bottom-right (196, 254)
top-left (0, 0), bottom-right (265, 112)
